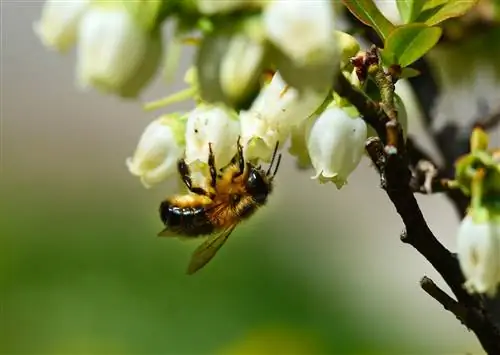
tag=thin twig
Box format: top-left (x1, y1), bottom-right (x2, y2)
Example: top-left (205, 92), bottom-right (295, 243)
top-left (420, 276), bottom-right (468, 327)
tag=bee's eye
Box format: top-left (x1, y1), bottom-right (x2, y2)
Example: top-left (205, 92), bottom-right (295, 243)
top-left (245, 168), bottom-right (269, 204)
top-left (231, 194), bottom-right (241, 204)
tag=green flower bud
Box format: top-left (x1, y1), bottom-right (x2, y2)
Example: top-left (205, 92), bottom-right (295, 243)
top-left (335, 31), bottom-right (360, 69)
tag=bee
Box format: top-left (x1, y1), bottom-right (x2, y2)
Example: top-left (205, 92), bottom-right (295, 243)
top-left (158, 138), bottom-right (282, 275)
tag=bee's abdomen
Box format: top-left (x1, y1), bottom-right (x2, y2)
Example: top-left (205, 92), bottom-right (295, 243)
top-left (159, 200), bottom-right (214, 237)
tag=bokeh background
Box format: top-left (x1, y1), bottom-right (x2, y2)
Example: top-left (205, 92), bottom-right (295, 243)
top-left (2, 2), bottom-right (499, 354)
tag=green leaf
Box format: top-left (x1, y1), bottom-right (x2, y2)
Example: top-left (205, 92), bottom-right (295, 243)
top-left (396, 0), bottom-right (425, 23)
top-left (341, 0), bottom-right (395, 40)
top-left (416, 0), bottom-right (479, 26)
top-left (399, 67), bottom-right (421, 79)
top-left (384, 23), bottom-right (442, 67)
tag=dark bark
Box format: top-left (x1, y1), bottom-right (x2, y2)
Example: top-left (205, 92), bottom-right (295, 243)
top-left (334, 71), bottom-right (500, 354)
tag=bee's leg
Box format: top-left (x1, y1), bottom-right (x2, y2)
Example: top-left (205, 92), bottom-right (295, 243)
top-left (232, 136), bottom-right (245, 179)
top-left (177, 159), bottom-right (211, 196)
top-left (208, 143), bottom-right (217, 190)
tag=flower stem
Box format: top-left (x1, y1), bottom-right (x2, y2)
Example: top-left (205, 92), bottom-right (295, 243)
top-left (144, 87), bottom-right (197, 111)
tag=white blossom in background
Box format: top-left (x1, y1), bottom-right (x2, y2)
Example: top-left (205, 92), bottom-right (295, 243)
top-left (185, 104), bottom-right (240, 170)
top-left (457, 213), bottom-right (500, 297)
top-left (263, 0), bottom-right (336, 66)
top-left (240, 71), bottom-right (329, 161)
top-left (432, 65), bottom-right (500, 133)
top-left (126, 114), bottom-right (186, 188)
top-left (33, 0), bottom-right (90, 53)
top-left (76, 5), bottom-right (162, 98)
top-left (374, 0), bottom-right (402, 24)
top-left (307, 104), bottom-right (367, 189)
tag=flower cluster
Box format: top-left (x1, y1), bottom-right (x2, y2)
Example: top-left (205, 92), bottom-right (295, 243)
top-left (34, 0), bottom-right (376, 190)
top-left (126, 69), bottom-right (368, 190)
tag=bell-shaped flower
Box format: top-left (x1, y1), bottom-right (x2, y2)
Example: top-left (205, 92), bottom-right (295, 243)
top-left (185, 104), bottom-right (241, 170)
top-left (263, 0), bottom-right (336, 66)
top-left (76, 4), bottom-right (162, 98)
top-left (307, 104), bottom-right (367, 188)
top-left (126, 114), bottom-right (186, 188)
top-left (220, 32), bottom-right (266, 108)
top-left (457, 212), bottom-right (500, 297)
top-left (33, 0), bottom-right (90, 53)
top-left (240, 71), bottom-right (329, 162)
top-left (288, 116), bottom-right (316, 169)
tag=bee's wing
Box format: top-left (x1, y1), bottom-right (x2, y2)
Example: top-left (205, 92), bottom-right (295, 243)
top-left (186, 224), bottom-right (237, 275)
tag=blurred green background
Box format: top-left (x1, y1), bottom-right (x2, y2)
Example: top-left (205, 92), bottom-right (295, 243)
top-left (0, 2), bottom-right (490, 354)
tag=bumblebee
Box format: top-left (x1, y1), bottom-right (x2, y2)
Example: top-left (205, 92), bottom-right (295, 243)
top-left (158, 138), bottom-right (281, 274)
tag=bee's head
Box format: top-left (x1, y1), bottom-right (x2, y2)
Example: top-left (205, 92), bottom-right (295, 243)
top-left (245, 166), bottom-right (271, 204)
top-left (245, 143), bottom-right (282, 205)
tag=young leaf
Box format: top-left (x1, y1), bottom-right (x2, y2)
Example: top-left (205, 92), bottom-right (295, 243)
top-left (417, 0), bottom-right (479, 26)
top-left (396, 0), bottom-right (425, 23)
top-left (399, 67), bottom-right (421, 79)
top-left (341, 0), bottom-right (395, 40)
top-left (384, 23), bottom-right (442, 67)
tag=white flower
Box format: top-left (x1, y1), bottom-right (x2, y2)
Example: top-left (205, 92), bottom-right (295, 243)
top-left (307, 105), bottom-right (367, 188)
top-left (33, 0), bottom-right (90, 53)
top-left (76, 5), bottom-right (162, 98)
top-left (263, 0), bottom-right (336, 66)
top-left (126, 114), bottom-right (186, 188)
top-left (220, 33), bottom-right (265, 105)
top-left (432, 65), bottom-right (500, 132)
top-left (185, 104), bottom-right (240, 170)
top-left (241, 71), bottom-right (329, 161)
top-left (457, 213), bottom-right (500, 297)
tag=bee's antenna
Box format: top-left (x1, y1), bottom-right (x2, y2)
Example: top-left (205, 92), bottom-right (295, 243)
top-left (271, 154), bottom-right (282, 180)
top-left (266, 141), bottom-right (280, 176)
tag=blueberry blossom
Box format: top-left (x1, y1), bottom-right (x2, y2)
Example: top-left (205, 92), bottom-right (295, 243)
top-left (184, 104), bottom-right (241, 170)
top-left (263, 0), bottom-right (336, 66)
top-left (126, 114), bottom-right (186, 188)
top-left (76, 3), bottom-right (162, 98)
top-left (457, 210), bottom-right (500, 297)
top-left (240, 71), bottom-right (330, 162)
top-left (306, 103), bottom-right (367, 188)
top-left (33, 0), bottom-right (90, 53)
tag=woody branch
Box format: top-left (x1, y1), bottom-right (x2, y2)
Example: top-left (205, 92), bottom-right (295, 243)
top-left (333, 50), bottom-right (500, 354)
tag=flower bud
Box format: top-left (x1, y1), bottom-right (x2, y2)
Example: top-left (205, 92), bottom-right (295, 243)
top-left (126, 114), bottom-right (187, 188)
top-left (33, 0), bottom-right (90, 53)
top-left (307, 105), bottom-right (367, 188)
top-left (196, 18), bottom-right (267, 110)
top-left (241, 71), bottom-right (329, 161)
top-left (220, 32), bottom-right (266, 108)
top-left (76, 4), bottom-right (162, 98)
top-left (185, 104), bottom-right (241, 170)
top-left (335, 31), bottom-right (361, 69)
top-left (457, 212), bottom-right (500, 297)
top-left (263, 0), bottom-right (336, 66)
